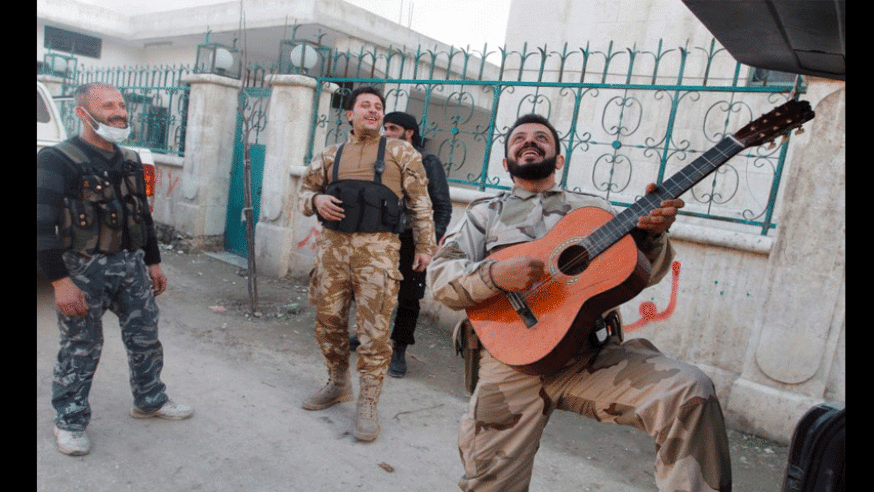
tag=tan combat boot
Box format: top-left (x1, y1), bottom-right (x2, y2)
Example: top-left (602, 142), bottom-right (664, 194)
top-left (354, 376), bottom-right (382, 442)
top-left (302, 365), bottom-right (353, 410)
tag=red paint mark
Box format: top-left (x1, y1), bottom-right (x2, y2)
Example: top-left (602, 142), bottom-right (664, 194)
top-left (154, 167), bottom-right (180, 196)
top-left (624, 261), bottom-right (681, 332)
top-left (297, 227), bottom-right (321, 250)
top-left (165, 172), bottom-right (180, 196)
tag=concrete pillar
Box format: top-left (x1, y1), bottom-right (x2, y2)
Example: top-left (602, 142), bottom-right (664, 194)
top-left (726, 81), bottom-right (846, 441)
top-left (176, 73), bottom-right (242, 242)
top-left (255, 74), bottom-right (337, 277)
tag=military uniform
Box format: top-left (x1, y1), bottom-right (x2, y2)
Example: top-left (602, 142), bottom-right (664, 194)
top-left (299, 131), bottom-right (436, 382)
top-left (428, 185), bottom-right (732, 492)
top-left (37, 137), bottom-right (169, 432)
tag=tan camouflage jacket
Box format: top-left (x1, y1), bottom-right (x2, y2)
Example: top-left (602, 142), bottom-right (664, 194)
top-left (427, 185), bottom-right (674, 311)
top-left (299, 132), bottom-right (437, 256)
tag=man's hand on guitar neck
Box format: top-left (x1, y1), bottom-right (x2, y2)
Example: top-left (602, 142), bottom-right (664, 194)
top-left (635, 183), bottom-right (685, 237)
top-left (490, 256), bottom-right (546, 292)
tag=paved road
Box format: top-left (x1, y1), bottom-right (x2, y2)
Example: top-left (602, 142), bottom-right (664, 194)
top-left (37, 248), bottom-right (789, 491)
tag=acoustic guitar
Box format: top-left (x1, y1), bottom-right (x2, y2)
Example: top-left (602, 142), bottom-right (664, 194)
top-left (466, 99), bottom-right (816, 375)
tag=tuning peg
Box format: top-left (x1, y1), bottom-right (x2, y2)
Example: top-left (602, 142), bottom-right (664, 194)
top-left (795, 127), bottom-right (805, 136)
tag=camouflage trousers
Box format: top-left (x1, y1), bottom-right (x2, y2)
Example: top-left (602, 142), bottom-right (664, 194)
top-left (308, 229), bottom-right (402, 381)
top-left (52, 250), bottom-right (168, 432)
top-left (458, 338), bottom-right (732, 492)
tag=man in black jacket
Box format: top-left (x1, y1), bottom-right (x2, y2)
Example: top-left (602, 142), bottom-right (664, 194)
top-left (379, 111), bottom-right (453, 377)
top-left (37, 83), bottom-right (192, 456)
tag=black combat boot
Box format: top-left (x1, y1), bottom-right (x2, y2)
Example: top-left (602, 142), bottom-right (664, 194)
top-left (388, 342), bottom-right (407, 378)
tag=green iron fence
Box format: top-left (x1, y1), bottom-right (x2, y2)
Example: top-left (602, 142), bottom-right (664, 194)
top-left (41, 36), bottom-right (807, 236)
top-left (306, 39), bottom-right (806, 236)
top-left (48, 63), bottom-right (279, 156)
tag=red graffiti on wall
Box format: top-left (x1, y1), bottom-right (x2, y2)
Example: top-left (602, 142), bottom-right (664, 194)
top-left (165, 172), bottom-right (180, 196)
top-left (154, 167), bottom-right (180, 196)
top-left (297, 227), bottom-right (320, 250)
top-left (623, 261), bottom-right (681, 332)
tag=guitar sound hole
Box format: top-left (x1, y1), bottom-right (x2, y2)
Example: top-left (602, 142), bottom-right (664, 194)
top-left (557, 245), bottom-right (590, 276)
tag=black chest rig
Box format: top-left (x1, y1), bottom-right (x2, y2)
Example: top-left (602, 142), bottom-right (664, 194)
top-left (55, 141), bottom-right (149, 255)
top-left (320, 136), bottom-right (406, 234)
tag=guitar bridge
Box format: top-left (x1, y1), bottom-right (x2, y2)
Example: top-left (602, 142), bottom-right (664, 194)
top-left (506, 291), bottom-right (538, 328)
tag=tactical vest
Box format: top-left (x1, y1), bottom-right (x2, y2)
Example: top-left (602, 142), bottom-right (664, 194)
top-left (320, 137), bottom-right (406, 234)
top-left (53, 140), bottom-right (149, 255)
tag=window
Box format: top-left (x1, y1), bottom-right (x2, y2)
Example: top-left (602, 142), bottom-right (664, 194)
top-left (44, 26), bottom-right (102, 59)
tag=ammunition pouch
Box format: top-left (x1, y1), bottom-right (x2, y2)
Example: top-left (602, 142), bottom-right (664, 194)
top-left (319, 137), bottom-right (406, 234)
top-left (120, 159), bottom-right (148, 251)
top-left (453, 318), bottom-right (480, 395)
top-left (55, 141), bottom-right (148, 255)
top-left (321, 180), bottom-right (406, 234)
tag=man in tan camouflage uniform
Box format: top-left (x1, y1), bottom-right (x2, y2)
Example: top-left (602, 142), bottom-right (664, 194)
top-left (298, 86), bottom-right (436, 442)
top-left (428, 114), bottom-right (731, 491)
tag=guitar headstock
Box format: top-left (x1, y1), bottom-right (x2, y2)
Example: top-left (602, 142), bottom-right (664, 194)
top-left (733, 100), bottom-right (815, 149)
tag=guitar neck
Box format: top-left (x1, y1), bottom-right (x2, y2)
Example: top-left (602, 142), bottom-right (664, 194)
top-left (586, 136), bottom-right (745, 256)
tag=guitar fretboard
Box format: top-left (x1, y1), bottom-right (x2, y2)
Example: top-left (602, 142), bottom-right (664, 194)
top-left (584, 136), bottom-right (745, 257)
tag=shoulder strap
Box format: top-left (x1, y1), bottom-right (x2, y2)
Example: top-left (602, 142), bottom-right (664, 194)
top-left (373, 136), bottom-right (387, 185)
top-left (53, 140), bottom-right (89, 165)
top-left (50, 142), bottom-right (92, 197)
top-left (119, 147), bottom-right (140, 164)
top-left (332, 144), bottom-right (345, 183)
top-left (330, 137), bottom-right (387, 184)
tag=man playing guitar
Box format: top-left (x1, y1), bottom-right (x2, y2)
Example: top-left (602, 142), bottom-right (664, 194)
top-left (428, 114), bottom-right (732, 492)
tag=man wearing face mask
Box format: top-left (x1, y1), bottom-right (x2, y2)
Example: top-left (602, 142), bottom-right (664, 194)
top-left (37, 83), bottom-right (193, 456)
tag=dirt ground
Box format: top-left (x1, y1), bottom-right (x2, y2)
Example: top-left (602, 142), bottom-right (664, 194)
top-left (37, 247), bottom-right (790, 491)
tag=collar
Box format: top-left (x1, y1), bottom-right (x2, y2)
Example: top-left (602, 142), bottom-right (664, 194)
top-left (73, 136), bottom-right (120, 162)
top-left (510, 184), bottom-right (565, 200)
top-left (347, 130), bottom-right (383, 144)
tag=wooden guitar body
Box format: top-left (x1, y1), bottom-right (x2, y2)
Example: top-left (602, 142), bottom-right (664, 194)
top-left (466, 206), bottom-right (652, 375)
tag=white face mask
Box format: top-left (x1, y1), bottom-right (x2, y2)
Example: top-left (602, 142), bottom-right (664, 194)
top-left (81, 108), bottom-right (131, 144)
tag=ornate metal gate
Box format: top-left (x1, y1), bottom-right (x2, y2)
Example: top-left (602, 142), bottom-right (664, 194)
top-left (304, 39), bottom-right (805, 236)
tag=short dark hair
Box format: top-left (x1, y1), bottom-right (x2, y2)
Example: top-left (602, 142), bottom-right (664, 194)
top-left (504, 113), bottom-right (562, 157)
top-left (344, 86), bottom-right (385, 111)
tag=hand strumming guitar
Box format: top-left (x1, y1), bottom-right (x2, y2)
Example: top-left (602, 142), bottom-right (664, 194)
top-left (490, 256), bottom-right (547, 293)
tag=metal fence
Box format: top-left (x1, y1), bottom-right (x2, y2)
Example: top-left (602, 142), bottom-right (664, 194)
top-left (306, 39), bottom-right (806, 236)
top-left (52, 64), bottom-right (193, 156)
top-left (43, 36), bottom-right (806, 236)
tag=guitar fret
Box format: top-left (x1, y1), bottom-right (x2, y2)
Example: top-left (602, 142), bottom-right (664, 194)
top-left (585, 137), bottom-right (743, 257)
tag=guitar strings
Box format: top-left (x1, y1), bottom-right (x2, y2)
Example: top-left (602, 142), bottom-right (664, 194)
top-left (514, 139), bottom-right (741, 304)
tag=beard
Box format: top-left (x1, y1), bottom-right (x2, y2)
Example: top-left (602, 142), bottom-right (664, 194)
top-left (505, 154), bottom-right (558, 180)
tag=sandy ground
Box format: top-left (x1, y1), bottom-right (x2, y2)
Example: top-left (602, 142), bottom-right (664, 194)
top-left (37, 247), bottom-right (790, 491)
